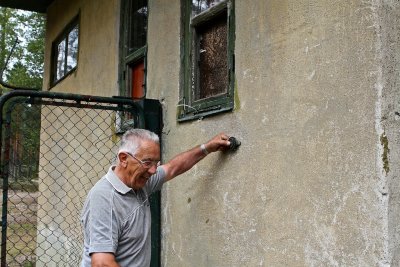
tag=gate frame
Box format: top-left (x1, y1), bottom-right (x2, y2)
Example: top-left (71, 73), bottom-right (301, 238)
top-left (0, 89), bottom-right (163, 266)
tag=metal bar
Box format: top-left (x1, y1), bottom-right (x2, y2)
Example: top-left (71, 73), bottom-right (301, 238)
top-left (37, 100), bottom-right (133, 112)
top-left (0, 97), bottom-right (14, 267)
top-left (0, 90), bottom-right (139, 106)
top-left (0, 94), bottom-right (33, 266)
top-left (0, 90), bottom-right (145, 129)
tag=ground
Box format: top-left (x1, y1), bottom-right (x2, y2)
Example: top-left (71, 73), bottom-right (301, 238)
top-left (0, 190), bottom-right (38, 266)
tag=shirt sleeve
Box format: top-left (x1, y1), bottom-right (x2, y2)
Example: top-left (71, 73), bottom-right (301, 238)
top-left (87, 188), bottom-right (119, 255)
top-left (144, 166), bottom-right (166, 195)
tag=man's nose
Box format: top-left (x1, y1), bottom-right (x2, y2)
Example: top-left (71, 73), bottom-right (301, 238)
top-left (147, 164), bottom-right (157, 175)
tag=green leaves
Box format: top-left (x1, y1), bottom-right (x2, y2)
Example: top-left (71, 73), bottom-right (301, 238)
top-left (0, 7), bottom-right (45, 90)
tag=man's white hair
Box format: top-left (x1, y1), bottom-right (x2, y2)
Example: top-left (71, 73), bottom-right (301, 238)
top-left (118, 128), bottom-right (159, 156)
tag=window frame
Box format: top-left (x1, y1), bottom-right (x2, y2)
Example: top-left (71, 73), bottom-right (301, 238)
top-left (178, 0), bottom-right (235, 122)
top-left (50, 15), bottom-right (80, 86)
top-left (118, 0), bottom-right (148, 98)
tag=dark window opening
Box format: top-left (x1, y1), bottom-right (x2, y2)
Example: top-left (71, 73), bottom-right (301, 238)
top-left (128, 0), bottom-right (148, 53)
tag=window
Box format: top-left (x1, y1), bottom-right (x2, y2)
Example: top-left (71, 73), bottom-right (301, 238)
top-left (119, 0), bottom-right (148, 99)
top-left (179, 0), bottom-right (235, 121)
top-left (51, 16), bottom-right (79, 85)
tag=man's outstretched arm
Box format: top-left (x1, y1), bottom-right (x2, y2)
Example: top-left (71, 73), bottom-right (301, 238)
top-left (162, 132), bottom-right (231, 182)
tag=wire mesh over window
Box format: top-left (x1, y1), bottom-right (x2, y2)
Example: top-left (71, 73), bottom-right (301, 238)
top-left (0, 96), bottom-right (136, 267)
top-left (196, 14), bottom-right (228, 100)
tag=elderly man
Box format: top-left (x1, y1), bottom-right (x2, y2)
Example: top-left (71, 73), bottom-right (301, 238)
top-left (80, 129), bottom-right (231, 267)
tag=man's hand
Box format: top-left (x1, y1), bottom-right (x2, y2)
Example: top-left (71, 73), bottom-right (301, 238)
top-left (162, 132), bottom-right (232, 181)
top-left (202, 133), bottom-right (231, 153)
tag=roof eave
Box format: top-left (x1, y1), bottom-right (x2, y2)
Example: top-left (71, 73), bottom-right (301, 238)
top-left (0, 0), bottom-right (55, 13)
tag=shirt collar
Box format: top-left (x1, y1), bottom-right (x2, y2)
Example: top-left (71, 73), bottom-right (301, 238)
top-left (106, 166), bottom-right (132, 194)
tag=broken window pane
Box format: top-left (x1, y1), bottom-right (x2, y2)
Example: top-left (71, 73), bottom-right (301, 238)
top-left (128, 0), bottom-right (148, 53)
top-left (191, 0), bottom-right (225, 16)
top-left (195, 14), bottom-right (228, 100)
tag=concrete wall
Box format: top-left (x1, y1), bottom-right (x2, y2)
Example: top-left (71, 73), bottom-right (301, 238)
top-left (42, 0), bottom-right (400, 266)
top-left (379, 1), bottom-right (400, 266)
top-left (147, 0), bottom-right (397, 266)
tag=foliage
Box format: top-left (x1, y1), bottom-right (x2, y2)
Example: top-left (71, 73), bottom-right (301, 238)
top-left (6, 62), bottom-right (42, 88)
top-left (0, 7), bottom-right (44, 186)
top-left (0, 7), bottom-right (45, 89)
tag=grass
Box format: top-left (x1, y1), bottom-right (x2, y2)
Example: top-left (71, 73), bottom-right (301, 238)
top-left (7, 222), bottom-right (37, 266)
top-left (0, 190), bottom-right (38, 266)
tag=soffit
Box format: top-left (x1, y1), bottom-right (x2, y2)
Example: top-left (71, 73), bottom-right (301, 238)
top-left (0, 0), bottom-right (55, 13)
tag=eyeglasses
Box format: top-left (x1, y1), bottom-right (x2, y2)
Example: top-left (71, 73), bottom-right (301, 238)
top-left (125, 152), bottom-right (160, 169)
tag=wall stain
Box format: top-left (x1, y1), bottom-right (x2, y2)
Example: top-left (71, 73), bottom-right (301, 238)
top-left (380, 132), bottom-right (389, 174)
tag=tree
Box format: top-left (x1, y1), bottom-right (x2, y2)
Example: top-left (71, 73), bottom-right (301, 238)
top-left (0, 8), bottom-right (14, 74)
top-left (0, 7), bottom-right (45, 188)
top-left (6, 62), bottom-right (41, 87)
top-left (0, 7), bottom-right (45, 90)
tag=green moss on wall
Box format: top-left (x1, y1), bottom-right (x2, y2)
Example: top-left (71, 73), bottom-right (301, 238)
top-left (380, 132), bottom-right (390, 174)
top-left (234, 79), bottom-right (240, 110)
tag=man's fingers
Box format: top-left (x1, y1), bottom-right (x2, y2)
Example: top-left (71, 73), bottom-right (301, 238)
top-left (219, 133), bottom-right (230, 141)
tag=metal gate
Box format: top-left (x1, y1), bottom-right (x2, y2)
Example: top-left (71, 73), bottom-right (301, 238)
top-left (0, 90), bottom-right (162, 267)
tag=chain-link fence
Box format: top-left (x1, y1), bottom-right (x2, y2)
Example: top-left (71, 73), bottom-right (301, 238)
top-left (0, 91), bottom-right (151, 267)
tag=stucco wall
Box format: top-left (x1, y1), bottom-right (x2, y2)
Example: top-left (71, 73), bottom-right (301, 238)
top-left (41, 0), bottom-right (400, 266)
top-left (43, 0), bottom-right (120, 96)
top-left (379, 1), bottom-right (400, 266)
top-left (146, 0), bottom-right (396, 266)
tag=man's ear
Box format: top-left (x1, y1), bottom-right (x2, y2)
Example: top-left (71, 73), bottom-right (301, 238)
top-left (118, 152), bottom-right (128, 167)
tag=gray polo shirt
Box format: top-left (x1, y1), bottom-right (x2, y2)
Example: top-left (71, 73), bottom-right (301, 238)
top-left (80, 166), bottom-right (165, 267)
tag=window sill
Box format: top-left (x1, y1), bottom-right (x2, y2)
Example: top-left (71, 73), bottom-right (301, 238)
top-left (177, 105), bottom-right (233, 122)
top-left (49, 67), bottom-right (77, 89)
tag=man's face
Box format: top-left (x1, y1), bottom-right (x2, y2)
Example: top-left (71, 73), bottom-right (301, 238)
top-left (123, 140), bottom-right (160, 190)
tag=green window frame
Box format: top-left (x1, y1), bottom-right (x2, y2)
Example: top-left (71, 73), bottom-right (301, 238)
top-left (50, 15), bottom-right (79, 86)
top-left (178, 0), bottom-right (235, 121)
top-left (119, 0), bottom-right (148, 98)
